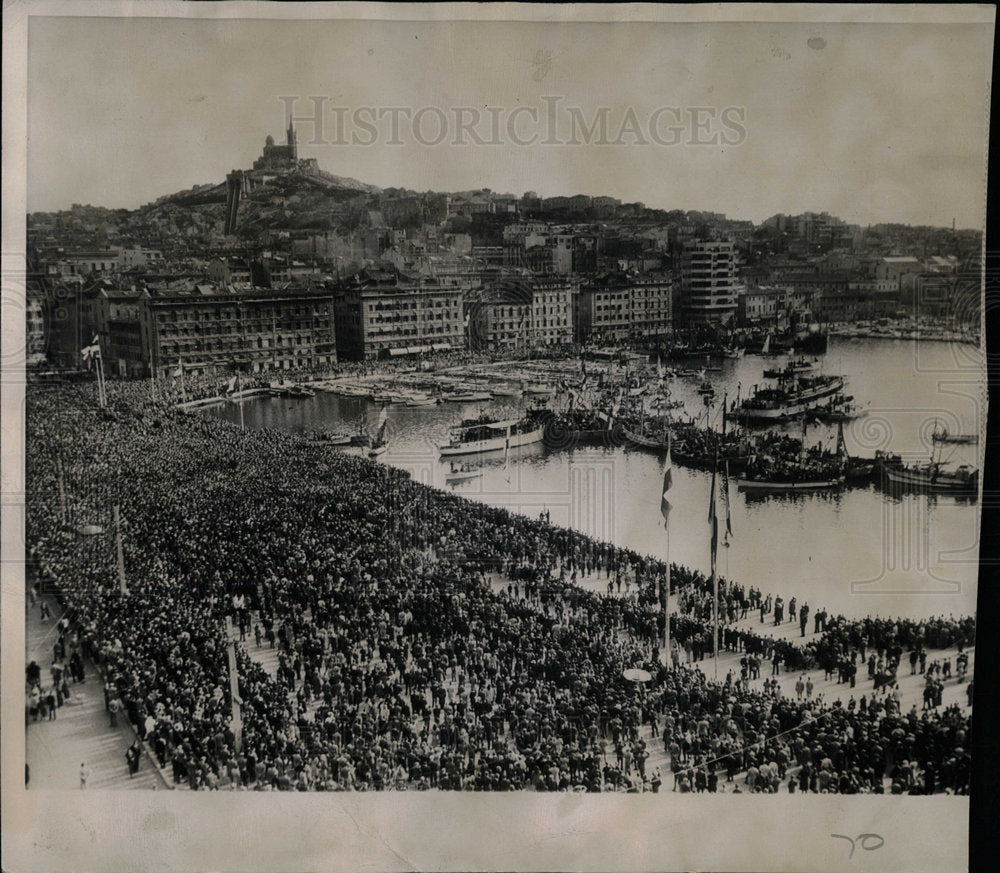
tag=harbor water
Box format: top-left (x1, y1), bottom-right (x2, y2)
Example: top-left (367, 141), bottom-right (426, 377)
top-left (206, 338), bottom-right (985, 622)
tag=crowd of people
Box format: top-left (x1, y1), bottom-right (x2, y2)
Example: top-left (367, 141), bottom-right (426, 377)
top-left (24, 376), bottom-right (974, 794)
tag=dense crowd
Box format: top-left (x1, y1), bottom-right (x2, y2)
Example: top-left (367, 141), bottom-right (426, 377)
top-left (24, 378), bottom-right (973, 793)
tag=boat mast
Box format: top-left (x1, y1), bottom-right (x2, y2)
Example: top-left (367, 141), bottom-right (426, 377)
top-left (708, 446), bottom-right (720, 679)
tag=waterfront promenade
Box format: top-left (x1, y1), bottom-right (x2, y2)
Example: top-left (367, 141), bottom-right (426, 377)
top-left (24, 594), bottom-right (167, 790)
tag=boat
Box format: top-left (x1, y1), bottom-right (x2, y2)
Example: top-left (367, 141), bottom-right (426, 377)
top-left (368, 407), bottom-right (389, 457)
top-left (446, 462), bottom-right (483, 483)
top-left (405, 394), bottom-right (438, 407)
top-left (737, 429), bottom-right (846, 491)
top-left (622, 426), bottom-right (671, 451)
top-left (444, 391), bottom-right (492, 402)
top-left (736, 473), bottom-right (845, 491)
top-left (883, 460), bottom-right (978, 493)
top-left (288, 385), bottom-right (315, 399)
top-left (309, 429), bottom-right (353, 446)
top-left (763, 358), bottom-right (814, 379)
top-left (439, 414), bottom-right (545, 457)
top-left (932, 427), bottom-right (978, 445)
top-left (697, 381), bottom-right (716, 396)
top-left (490, 386), bottom-right (524, 398)
top-left (739, 374), bottom-right (846, 422)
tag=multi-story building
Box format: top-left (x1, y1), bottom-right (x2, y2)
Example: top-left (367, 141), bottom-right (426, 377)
top-left (576, 271), bottom-right (672, 343)
top-left (117, 247), bottom-right (165, 271)
top-left (467, 274), bottom-right (574, 351)
top-left (139, 286), bottom-right (338, 377)
top-left (26, 286), bottom-right (48, 366)
top-left (333, 268), bottom-right (465, 361)
top-left (679, 240), bottom-right (738, 324)
top-left (737, 285), bottom-right (817, 326)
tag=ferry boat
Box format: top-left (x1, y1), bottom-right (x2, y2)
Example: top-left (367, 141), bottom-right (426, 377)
top-left (439, 414), bottom-right (544, 457)
top-left (739, 374), bottom-right (845, 422)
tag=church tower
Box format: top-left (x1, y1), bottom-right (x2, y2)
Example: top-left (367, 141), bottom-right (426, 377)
top-left (287, 119), bottom-right (298, 162)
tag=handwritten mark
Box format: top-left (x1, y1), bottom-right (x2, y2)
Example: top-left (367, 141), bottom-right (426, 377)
top-left (831, 833), bottom-right (885, 860)
top-left (531, 50), bottom-right (553, 82)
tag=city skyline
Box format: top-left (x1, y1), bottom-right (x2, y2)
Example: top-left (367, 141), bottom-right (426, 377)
top-left (27, 17), bottom-right (992, 229)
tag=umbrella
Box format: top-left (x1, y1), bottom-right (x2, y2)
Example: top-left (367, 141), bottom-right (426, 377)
top-left (623, 668), bottom-right (652, 683)
top-left (78, 524), bottom-right (105, 536)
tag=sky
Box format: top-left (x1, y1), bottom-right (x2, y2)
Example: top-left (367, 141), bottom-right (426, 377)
top-left (26, 15), bottom-right (993, 228)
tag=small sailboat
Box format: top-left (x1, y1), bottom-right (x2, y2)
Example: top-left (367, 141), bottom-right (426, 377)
top-left (368, 406), bottom-right (389, 457)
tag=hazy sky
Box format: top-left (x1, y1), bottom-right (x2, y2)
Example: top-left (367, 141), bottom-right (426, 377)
top-left (27, 15), bottom-right (992, 227)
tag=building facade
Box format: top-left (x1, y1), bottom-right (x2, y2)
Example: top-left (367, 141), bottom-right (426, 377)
top-left (333, 268), bottom-right (465, 361)
top-left (680, 240), bottom-right (738, 324)
top-left (576, 271), bottom-right (672, 343)
top-left (139, 287), bottom-right (338, 377)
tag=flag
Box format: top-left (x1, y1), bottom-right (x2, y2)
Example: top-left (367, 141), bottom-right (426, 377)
top-left (81, 336), bottom-right (100, 362)
top-left (708, 458), bottom-right (719, 575)
top-left (225, 376), bottom-right (238, 395)
top-left (660, 434), bottom-right (672, 527)
top-left (377, 406), bottom-right (388, 430)
top-left (172, 365), bottom-right (183, 378)
top-left (721, 461), bottom-right (733, 542)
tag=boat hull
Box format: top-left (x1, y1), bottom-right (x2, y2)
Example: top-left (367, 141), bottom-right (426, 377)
top-left (884, 467), bottom-right (977, 492)
top-left (737, 476), bottom-right (844, 491)
top-left (440, 425), bottom-right (544, 456)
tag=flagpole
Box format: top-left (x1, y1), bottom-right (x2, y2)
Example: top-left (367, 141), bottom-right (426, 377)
top-left (113, 504), bottom-right (127, 595)
top-left (224, 616), bottom-right (244, 753)
top-left (664, 509), bottom-right (670, 664)
top-left (96, 349), bottom-right (107, 408)
top-left (238, 373), bottom-right (245, 430)
top-left (57, 452), bottom-right (67, 526)
top-left (710, 447), bottom-right (720, 680)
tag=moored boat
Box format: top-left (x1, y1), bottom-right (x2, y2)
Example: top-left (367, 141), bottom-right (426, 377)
top-left (439, 414), bottom-right (544, 456)
top-left (739, 374), bottom-right (845, 422)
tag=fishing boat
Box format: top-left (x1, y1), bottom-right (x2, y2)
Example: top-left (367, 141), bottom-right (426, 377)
top-left (446, 462), bottom-right (483, 483)
top-left (439, 413), bottom-right (544, 457)
top-left (881, 454), bottom-right (979, 493)
top-left (739, 374), bottom-right (846, 422)
top-left (622, 426), bottom-right (671, 451)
